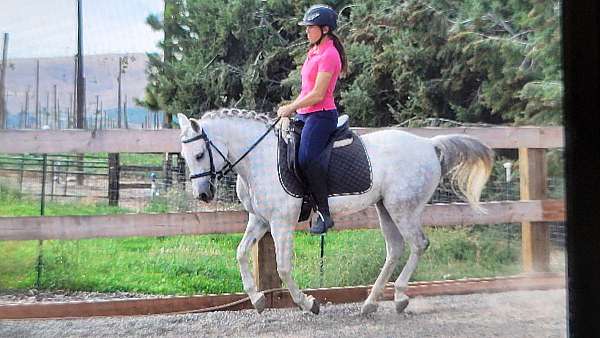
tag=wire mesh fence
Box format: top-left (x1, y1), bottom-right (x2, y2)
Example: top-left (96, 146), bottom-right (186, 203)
top-left (0, 152), bottom-right (565, 296)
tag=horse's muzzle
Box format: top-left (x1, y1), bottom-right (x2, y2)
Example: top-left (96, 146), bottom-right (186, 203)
top-left (197, 191), bottom-right (213, 202)
top-left (196, 182), bottom-right (215, 202)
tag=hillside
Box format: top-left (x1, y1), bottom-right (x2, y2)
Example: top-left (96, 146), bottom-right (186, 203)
top-left (3, 53), bottom-right (152, 124)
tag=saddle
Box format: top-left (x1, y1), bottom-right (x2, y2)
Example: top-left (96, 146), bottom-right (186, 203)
top-left (277, 115), bottom-right (373, 222)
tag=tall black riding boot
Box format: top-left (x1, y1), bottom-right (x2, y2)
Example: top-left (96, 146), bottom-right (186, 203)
top-left (303, 159), bottom-right (334, 235)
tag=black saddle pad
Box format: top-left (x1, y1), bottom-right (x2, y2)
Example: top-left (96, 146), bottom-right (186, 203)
top-left (277, 131), bottom-right (373, 198)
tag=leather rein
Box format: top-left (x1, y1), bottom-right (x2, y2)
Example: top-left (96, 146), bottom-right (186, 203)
top-left (182, 117), bottom-right (281, 181)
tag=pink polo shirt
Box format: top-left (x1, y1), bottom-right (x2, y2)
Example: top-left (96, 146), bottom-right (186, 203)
top-left (297, 38), bottom-right (341, 114)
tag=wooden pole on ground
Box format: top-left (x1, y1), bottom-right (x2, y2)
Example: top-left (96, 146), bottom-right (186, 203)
top-left (519, 148), bottom-right (550, 272)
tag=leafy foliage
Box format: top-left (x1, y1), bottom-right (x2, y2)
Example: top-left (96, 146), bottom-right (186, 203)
top-left (142, 0), bottom-right (561, 127)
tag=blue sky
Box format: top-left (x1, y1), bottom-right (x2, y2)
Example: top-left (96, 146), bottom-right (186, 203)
top-left (0, 0), bottom-right (164, 59)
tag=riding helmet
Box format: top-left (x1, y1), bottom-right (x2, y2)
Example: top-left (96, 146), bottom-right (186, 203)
top-left (298, 4), bottom-right (338, 31)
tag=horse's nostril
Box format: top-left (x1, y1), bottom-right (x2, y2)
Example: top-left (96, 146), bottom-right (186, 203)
top-left (199, 193), bottom-right (209, 202)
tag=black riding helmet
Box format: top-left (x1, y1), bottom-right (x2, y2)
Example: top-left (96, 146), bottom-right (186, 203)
top-left (298, 4), bottom-right (338, 31)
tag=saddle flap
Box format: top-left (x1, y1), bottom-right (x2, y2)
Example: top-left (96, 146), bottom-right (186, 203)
top-left (277, 130), bottom-right (373, 199)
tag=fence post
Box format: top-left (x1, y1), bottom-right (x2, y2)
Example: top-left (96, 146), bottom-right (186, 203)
top-left (176, 154), bottom-right (186, 189)
top-left (163, 153), bottom-right (172, 191)
top-left (252, 232), bottom-right (281, 296)
top-left (18, 156), bottom-right (24, 193)
top-left (76, 154), bottom-right (84, 185)
top-left (50, 159), bottom-right (55, 200)
top-left (108, 153), bottom-right (120, 206)
top-left (63, 161), bottom-right (69, 196)
top-left (519, 148), bottom-right (550, 272)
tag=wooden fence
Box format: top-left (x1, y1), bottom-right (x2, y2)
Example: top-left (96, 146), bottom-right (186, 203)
top-left (0, 126), bottom-right (564, 290)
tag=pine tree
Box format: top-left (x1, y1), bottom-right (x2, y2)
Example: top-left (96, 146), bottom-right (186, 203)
top-left (142, 0), bottom-right (561, 127)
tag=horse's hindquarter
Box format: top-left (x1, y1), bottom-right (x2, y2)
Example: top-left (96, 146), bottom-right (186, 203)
top-left (329, 130), bottom-right (442, 218)
top-left (365, 130), bottom-right (441, 196)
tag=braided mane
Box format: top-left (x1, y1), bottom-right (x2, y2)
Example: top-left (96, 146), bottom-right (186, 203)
top-left (201, 108), bottom-right (272, 125)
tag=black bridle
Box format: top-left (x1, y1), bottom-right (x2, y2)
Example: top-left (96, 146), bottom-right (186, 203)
top-left (182, 117), bottom-right (281, 181)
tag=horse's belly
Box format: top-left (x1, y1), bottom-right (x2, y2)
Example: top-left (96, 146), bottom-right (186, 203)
top-left (328, 188), bottom-right (381, 217)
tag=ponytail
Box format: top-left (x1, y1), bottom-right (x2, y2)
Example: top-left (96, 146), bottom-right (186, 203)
top-left (327, 32), bottom-right (348, 76)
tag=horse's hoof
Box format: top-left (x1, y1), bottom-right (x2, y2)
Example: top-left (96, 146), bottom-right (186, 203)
top-left (395, 298), bottom-right (409, 313)
top-left (253, 294), bottom-right (266, 314)
top-left (310, 298), bottom-right (320, 315)
top-left (360, 302), bottom-right (378, 315)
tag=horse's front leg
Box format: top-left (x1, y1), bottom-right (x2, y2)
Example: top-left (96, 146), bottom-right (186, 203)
top-left (271, 222), bottom-right (320, 314)
top-left (236, 213), bottom-right (269, 313)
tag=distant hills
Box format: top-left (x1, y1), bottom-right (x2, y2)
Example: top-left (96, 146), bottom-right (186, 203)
top-left (3, 53), bottom-right (158, 128)
top-left (6, 106), bottom-right (163, 129)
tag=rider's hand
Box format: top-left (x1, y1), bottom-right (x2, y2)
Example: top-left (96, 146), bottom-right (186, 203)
top-left (277, 104), bottom-right (296, 118)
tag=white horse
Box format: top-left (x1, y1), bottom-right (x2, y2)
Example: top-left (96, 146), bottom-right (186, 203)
top-left (177, 109), bottom-right (493, 315)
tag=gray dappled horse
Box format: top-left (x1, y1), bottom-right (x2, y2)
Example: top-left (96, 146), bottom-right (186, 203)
top-left (177, 109), bottom-right (493, 315)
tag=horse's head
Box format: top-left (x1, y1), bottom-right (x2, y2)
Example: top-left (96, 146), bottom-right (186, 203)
top-left (177, 113), bottom-right (229, 202)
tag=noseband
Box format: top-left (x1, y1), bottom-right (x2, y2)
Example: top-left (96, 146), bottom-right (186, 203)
top-left (182, 131), bottom-right (231, 181)
top-left (182, 117), bottom-right (281, 182)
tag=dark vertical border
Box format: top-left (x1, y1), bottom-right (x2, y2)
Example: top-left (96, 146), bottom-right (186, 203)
top-left (563, 1), bottom-right (600, 337)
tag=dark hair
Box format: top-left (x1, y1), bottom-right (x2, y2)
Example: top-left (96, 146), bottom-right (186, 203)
top-left (327, 31), bottom-right (347, 75)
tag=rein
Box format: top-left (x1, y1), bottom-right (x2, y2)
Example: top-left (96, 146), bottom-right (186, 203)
top-left (182, 116), bottom-right (282, 181)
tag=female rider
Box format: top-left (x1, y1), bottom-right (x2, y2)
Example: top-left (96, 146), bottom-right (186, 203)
top-left (277, 5), bottom-right (347, 235)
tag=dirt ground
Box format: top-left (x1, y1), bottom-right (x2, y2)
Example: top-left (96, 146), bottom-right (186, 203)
top-left (0, 289), bottom-right (566, 338)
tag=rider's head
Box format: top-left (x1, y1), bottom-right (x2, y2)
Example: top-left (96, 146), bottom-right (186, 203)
top-left (298, 5), bottom-right (337, 46)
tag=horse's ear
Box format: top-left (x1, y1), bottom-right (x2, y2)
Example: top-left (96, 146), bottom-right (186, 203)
top-left (177, 113), bottom-right (190, 131)
top-left (190, 118), bottom-right (202, 134)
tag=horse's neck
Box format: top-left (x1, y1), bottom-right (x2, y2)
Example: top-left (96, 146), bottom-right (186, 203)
top-left (205, 118), bottom-right (275, 182)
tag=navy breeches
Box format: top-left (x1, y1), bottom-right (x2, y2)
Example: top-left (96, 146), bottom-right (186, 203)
top-left (296, 109), bottom-right (338, 170)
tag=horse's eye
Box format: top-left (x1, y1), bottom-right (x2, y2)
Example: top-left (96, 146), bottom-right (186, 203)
top-left (195, 153), bottom-right (204, 161)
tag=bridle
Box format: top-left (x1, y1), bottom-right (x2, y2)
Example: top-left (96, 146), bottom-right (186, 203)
top-left (182, 117), bottom-right (281, 182)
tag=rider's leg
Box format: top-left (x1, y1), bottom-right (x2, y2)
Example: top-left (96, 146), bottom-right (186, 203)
top-left (297, 110), bottom-right (337, 234)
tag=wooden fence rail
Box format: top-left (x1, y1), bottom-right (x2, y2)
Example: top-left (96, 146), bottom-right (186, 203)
top-left (0, 200), bottom-right (565, 241)
top-left (0, 126), bottom-right (565, 289)
top-left (0, 127), bottom-right (563, 154)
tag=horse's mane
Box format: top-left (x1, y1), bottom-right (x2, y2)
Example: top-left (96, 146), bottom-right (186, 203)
top-left (201, 108), bottom-right (272, 125)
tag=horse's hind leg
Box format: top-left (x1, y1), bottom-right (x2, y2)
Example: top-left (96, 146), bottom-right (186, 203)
top-left (236, 213), bottom-right (269, 313)
top-left (361, 200), bottom-right (405, 315)
top-left (271, 222), bottom-right (320, 314)
top-left (385, 202), bottom-right (429, 314)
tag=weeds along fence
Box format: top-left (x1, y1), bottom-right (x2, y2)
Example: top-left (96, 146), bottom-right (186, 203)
top-left (0, 127), bottom-right (564, 295)
top-left (0, 152), bottom-right (237, 213)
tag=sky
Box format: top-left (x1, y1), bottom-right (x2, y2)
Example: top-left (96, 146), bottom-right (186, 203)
top-left (0, 0), bottom-right (164, 59)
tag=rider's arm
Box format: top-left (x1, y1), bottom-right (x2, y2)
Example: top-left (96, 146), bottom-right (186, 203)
top-left (277, 71), bottom-right (332, 117)
top-left (289, 71), bottom-right (333, 110)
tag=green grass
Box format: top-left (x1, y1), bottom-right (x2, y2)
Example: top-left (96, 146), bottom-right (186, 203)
top-left (1, 184), bottom-right (527, 295)
top-left (119, 153), bottom-right (164, 167)
top-left (0, 235), bottom-right (244, 294)
top-left (0, 228), bottom-right (524, 295)
top-left (0, 184), bottom-right (129, 217)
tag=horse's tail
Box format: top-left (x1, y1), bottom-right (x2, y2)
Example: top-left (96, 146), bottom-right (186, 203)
top-left (431, 134), bottom-right (494, 212)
